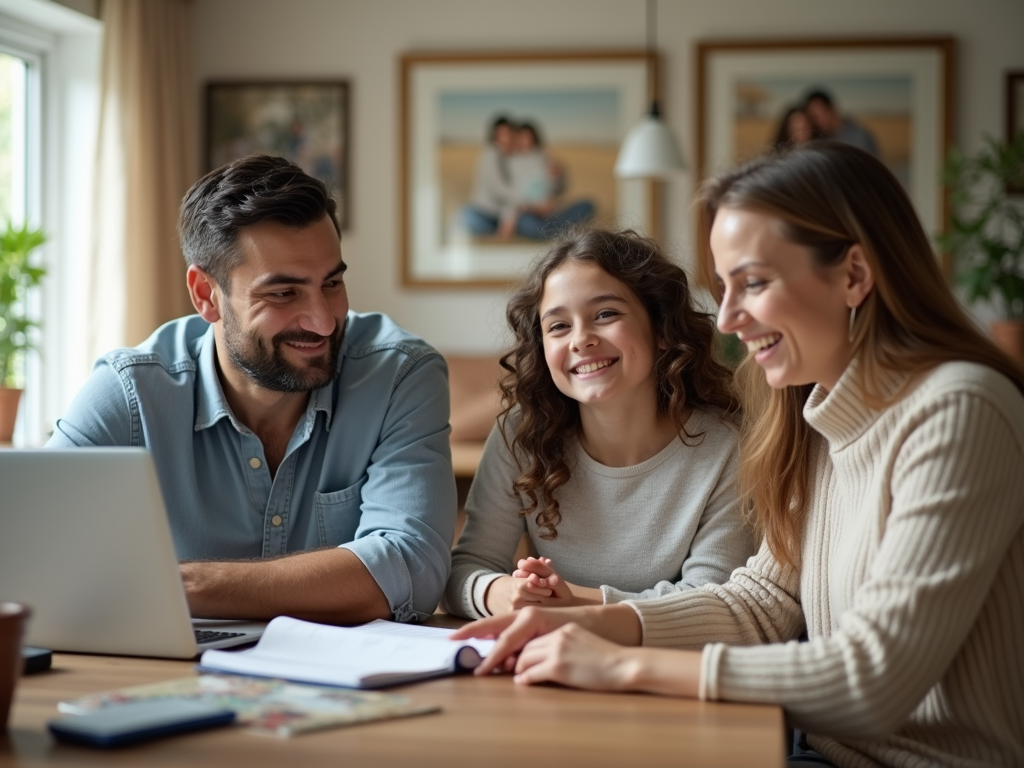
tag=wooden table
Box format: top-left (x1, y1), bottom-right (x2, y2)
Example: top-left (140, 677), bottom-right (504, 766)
top-left (4, 651), bottom-right (783, 767)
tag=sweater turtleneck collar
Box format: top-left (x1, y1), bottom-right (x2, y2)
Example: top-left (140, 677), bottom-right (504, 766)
top-left (803, 358), bottom-right (910, 450)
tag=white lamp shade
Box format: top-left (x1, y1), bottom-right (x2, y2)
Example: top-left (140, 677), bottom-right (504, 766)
top-left (614, 113), bottom-right (686, 179)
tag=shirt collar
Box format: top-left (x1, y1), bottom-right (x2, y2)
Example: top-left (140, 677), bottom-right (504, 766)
top-left (193, 323), bottom-right (338, 434)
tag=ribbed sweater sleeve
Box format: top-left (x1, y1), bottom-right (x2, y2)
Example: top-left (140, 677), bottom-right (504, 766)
top-left (630, 362), bottom-right (1024, 766)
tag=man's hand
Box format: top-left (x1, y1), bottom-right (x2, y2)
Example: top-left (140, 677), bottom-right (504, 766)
top-left (180, 548), bottom-right (390, 625)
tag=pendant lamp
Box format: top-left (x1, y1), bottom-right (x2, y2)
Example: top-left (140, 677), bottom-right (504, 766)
top-left (614, 0), bottom-right (685, 178)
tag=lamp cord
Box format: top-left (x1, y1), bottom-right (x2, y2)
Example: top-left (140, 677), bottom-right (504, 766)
top-left (646, 0), bottom-right (659, 116)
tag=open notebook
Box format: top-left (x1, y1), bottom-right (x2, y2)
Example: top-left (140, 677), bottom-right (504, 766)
top-left (199, 618), bottom-right (496, 689)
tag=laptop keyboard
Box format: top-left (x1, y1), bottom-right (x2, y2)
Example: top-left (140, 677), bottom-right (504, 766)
top-left (194, 629), bottom-right (246, 644)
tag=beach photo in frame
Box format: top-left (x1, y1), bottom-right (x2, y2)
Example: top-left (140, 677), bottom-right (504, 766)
top-left (401, 52), bottom-right (656, 288)
top-left (206, 81), bottom-right (350, 229)
top-left (697, 38), bottom-right (954, 239)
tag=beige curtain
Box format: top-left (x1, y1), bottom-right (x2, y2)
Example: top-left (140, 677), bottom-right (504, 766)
top-left (89, 0), bottom-right (196, 358)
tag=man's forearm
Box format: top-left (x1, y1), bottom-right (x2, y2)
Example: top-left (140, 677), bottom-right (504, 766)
top-left (180, 548), bottom-right (391, 625)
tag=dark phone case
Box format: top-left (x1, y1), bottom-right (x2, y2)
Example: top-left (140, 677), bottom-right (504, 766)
top-left (48, 700), bottom-right (236, 748)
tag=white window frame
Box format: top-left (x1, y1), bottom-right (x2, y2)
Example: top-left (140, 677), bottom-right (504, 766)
top-left (0, 2), bottom-right (101, 445)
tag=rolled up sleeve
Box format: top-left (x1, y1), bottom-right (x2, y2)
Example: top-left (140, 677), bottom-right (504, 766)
top-left (340, 353), bottom-right (456, 622)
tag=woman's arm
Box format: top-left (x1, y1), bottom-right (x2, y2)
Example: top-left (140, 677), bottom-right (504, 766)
top-left (670, 381), bottom-right (1024, 740)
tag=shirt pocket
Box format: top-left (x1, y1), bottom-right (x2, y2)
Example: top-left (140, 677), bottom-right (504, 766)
top-left (314, 476), bottom-right (367, 547)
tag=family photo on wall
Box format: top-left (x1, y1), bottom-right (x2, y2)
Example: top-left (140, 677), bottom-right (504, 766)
top-left (401, 53), bottom-right (654, 286)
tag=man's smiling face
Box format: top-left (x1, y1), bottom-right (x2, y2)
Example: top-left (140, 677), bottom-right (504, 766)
top-left (218, 215), bottom-right (348, 393)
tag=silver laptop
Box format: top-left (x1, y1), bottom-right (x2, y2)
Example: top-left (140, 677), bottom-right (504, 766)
top-left (0, 448), bottom-right (265, 658)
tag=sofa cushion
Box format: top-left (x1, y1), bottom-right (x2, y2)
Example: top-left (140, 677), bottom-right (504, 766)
top-left (446, 355), bottom-right (504, 443)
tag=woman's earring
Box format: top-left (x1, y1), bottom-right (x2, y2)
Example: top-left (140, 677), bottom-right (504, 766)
top-left (848, 305), bottom-right (858, 342)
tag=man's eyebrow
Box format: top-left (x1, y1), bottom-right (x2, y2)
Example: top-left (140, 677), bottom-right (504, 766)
top-left (539, 293), bottom-right (627, 321)
top-left (251, 261), bottom-right (347, 290)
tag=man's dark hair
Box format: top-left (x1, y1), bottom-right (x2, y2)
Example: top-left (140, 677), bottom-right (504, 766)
top-left (178, 154), bottom-right (340, 290)
top-left (488, 114), bottom-right (515, 142)
top-left (803, 88), bottom-right (835, 109)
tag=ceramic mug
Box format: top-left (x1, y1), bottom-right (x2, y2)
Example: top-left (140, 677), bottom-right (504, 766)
top-left (0, 602), bottom-right (31, 728)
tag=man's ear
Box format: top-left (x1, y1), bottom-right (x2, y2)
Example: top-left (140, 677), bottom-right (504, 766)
top-left (186, 265), bottom-right (222, 323)
top-left (844, 244), bottom-right (874, 310)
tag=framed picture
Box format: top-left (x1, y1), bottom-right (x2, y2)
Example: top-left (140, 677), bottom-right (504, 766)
top-left (401, 52), bottom-right (657, 288)
top-left (1008, 71), bottom-right (1024, 143)
top-left (697, 38), bottom-right (954, 240)
top-left (206, 81), bottom-right (350, 229)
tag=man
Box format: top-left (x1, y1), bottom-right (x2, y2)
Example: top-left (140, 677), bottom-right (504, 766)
top-left (48, 155), bottom-right (456, 625)
top-left (803, 88), bottom-right (879, 156)
top-left (461, 114), bottom-right (518, 237)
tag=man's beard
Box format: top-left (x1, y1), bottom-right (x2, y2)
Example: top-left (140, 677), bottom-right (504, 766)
top-left (222, 306), bottom-right (344, 393)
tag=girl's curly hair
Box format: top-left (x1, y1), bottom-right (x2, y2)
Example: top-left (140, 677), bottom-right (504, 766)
top-left (500, 228), bottom-right (739, 539)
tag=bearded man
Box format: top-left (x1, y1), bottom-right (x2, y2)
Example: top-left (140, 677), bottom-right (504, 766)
top-left (49, 155), bottom-right (455, 625)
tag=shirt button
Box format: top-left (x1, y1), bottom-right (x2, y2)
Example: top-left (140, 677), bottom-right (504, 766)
top-left (249, 457), bottom-right (261, 469)
top-left (271, 515), bottom-right (283, 527)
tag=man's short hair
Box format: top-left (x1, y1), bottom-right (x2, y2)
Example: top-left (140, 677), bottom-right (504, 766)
top-left (178, 154), bottom-right (340, 291)
top-left (488, 114), bottom-right (515, 142)
top-left (803, 89), bottom-right (835, 109)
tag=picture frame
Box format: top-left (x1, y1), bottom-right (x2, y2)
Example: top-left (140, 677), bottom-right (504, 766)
top-left (696, 38), bottom-right (954, 241)
top-left (400, 52), bottom-right (657, 288)
top-left (1007, 71), bottom-right (1024, 143)
top-left (206, 81), bottom-right (350, 229)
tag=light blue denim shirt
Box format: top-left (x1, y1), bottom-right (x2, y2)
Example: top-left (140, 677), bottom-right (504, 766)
top-left (47, 312), bottom-right (456, 622)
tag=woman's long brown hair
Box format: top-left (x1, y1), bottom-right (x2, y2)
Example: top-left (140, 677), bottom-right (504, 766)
top-left (501, 228), bottom-right (740, 539)
top-left (694, 142), bottom-right (1024, 567)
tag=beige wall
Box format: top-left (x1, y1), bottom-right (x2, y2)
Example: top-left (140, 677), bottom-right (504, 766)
top-left (192, 0), bottom-right (1024, 354)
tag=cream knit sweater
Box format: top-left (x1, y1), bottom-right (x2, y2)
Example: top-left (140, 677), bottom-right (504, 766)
top-left (627, 361), bottom-right (1024, 767)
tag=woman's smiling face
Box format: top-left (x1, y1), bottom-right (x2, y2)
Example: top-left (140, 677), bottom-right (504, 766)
top-left (711, 207), bottom-right (854, 391)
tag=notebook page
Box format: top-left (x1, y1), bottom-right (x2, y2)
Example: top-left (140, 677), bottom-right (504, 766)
top-left (199, 617), bottom-right (492, 688)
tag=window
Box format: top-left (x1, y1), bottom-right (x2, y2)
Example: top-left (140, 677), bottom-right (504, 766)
top-left (0, 50), bottom-right (29, 224)
top-left (0, 4), bottom-right (101, 445)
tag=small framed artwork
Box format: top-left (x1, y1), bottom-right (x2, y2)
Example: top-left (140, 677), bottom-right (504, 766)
top-left (696, 37), bottom-right (954, 239)
top-left (1007, 71), bottom-right (1024, 195)
top-left (1008, 71), bottom-right (1024, 143)
top-left (206, 81), bottom-right (350, 229)
top-left (401, 51), bottom-right (657, 288)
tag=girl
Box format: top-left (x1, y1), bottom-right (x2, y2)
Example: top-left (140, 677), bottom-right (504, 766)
top-left (454, 143), bottom-right (1024, 767)
top-left (444, 229), bottom-right (755, 619)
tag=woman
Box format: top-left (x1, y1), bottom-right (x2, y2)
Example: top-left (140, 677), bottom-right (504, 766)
top-left (444, 229), bottom-right (754, 619)
top-left (453, 143), bottom-right (1024, 767)
top-left (773, 105), bottom-right (815, 148)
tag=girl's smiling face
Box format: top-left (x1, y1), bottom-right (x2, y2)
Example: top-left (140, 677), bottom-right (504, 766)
top-left (538, 260), bottom-right (661, 412)
top-left (711, 207), bottom-right (857, 391)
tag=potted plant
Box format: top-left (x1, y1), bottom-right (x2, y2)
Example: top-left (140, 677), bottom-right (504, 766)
top-left (940, 132), bottom-right (1024, 359)
top-left (0, 221), bottom-right (47, 443)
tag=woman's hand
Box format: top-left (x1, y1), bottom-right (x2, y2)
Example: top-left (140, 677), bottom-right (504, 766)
top-left (451, 604), bottom-right (644, 677)
top-left (511, 623), bottom-right (640, 689)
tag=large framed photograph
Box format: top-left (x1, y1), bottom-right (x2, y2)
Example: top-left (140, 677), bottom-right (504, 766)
top-left (401, 52), bottom-right (657, 288)
top-left (206, 81), bottom-right (350, 229)
top-left (697, 38), bottom-right (954, 239)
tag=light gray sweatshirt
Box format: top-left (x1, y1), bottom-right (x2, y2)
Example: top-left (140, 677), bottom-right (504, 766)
top-left (445, 408), bottom-right (756, 619)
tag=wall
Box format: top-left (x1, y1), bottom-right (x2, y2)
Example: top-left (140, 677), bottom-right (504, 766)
top-left (192, 0), bottom-right (1024, 354)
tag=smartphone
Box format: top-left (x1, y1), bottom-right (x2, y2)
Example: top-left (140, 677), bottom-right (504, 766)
top-left (48, 699), bottom-right (235, 747)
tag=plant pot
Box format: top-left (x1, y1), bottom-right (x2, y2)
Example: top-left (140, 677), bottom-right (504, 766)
top-left (990, 319), bottom-right (1024, 363)
top-left (0, 387), bottom-right (22, 443)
